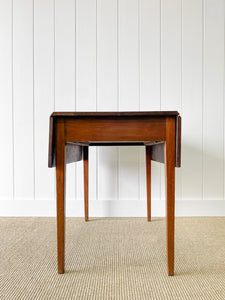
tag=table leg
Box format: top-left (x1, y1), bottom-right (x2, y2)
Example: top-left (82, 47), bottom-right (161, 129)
top-left (84, 146), bottom-right (89, 221)
top-left (146, 146), bottom-right (151, 221)
top-left (56, 120), bottom-right (66, 274)
top-left (164, 117), bottom-right (176, 276)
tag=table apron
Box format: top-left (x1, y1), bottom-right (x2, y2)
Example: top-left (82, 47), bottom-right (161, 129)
top-left (64, 117), bottom-right (166, 142)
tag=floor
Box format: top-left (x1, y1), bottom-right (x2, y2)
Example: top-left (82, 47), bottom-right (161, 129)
top-left (0, 217), bottom-right (224, 299)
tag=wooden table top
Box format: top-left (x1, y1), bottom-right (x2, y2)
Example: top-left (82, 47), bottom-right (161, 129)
top-left (51, 111), bottom-right (179, 117)
top-left (48, 111), bottom-right (181, 168)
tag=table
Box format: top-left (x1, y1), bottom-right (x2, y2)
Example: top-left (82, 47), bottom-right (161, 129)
top-left (48, 111), bottom-right (181, 275)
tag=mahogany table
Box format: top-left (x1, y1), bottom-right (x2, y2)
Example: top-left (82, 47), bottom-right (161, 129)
top-left (48, 111), bottom-right (181, 275)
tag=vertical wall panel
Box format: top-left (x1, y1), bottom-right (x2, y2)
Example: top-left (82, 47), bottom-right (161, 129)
top-left (118, 0), bottom-right (139, 200)
top-left (34, 0), bottom-right (54, 200)
top-left (161, 0), bottom-right (182, 202)
top-left (203, 0), bottom-right (224, 200)
top-left (97, 0), bottom-right (117, 111)
top-left (76, 0), bottom-right (97, 201)
top-left (13, 0), bottom-right (34, 199)
top-left (97, 0), bottom-right (118, 200)
top-left (0, 0), bottom-right (13, 200)
top-left (161, 0), bottom-right (182, 109)
top-left (76, 0), bottom-right (97, 111)
top-left (140, 0), bottom-right (160, 109)
top-left (118, 0), bottom-right (139, 111)
top-left (182, 0), bottom-right (203, 200)
top-left (55, 0), bottom-right (76, 200)
top-left (139, 0), bottom-right (161, 201)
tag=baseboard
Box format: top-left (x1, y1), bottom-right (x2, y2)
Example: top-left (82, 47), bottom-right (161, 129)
top-left (0, 199), bottom-right (224, 217)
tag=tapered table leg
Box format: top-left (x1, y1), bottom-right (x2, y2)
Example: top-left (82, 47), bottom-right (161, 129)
top-left (84, 146), bottom-right (89, 222)
top-left (164, 117), bottom-right (176, 276)
top-left (146, 146), bottom-right (151, 222)
top-left (56, 120), bottom-right (66, 274)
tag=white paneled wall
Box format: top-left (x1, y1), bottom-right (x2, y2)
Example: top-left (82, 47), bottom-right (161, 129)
top-left (34, 0), bottom-right (54, 201)
top-left (182, 0), bottom-right (203, 201)
top-left (0, 0), bottom-right (225, 216)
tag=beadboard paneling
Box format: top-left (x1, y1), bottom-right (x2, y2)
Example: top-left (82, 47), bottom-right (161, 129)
top-left (203, 0), bottom-right (224, 200)
top-left (0, 0), bottom-right (13, 200)
top-left (13, 0), bottom-right (34, 199)
top-left (182, 0), bottom-right (203, 200)
top-left (34, 0), bottom-right (55, 200)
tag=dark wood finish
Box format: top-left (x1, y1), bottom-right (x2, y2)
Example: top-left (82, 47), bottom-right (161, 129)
top-left (65, 117), bottom-right (166, 142)
top-left (51, 111), bottom-right (179, 117)
top-left (48, 116), bottom-right (82, 168)
top-left (164, 117), bottom-right (176, 276)
top-left (49, 115), bottom-right (181, 168)
top-left (56, 120), bottom-right (66, 274)
top-left (65, 144), bottom-right (82, 166)
top-left (151, 115), bottom-right (181, 167)
top-left (83, 147), bottom-right (89, 222)
top-left (151, 143), bottom-right (164, 165)
top-left (146, 146), bottom-right (151, 222)
top-left (175, 115), bottom-right (181, 167)
top-left (68, 141), bottom-right (163, 147)
top-left (49, 111), bottom-right (181, 275)
top-left (48, 116), bottom-right (54, 167)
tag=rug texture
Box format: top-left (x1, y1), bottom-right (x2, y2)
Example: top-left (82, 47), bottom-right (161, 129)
top-left (0, 217), bottom-right (224, 299)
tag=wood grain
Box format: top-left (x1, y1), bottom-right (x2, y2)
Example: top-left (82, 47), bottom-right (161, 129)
top-left (164, 117), bottom-right (176, 276)
top-left (146, 146), bottom-right (151, 222)
top-left (51, 113), bottom-right (180, 275)
top-left (175, 115), bottom-right (181, 168)
top-left (151, 115), bottom-right (181, 167)
top-left (83, 146), bottom-right (89, 222)
top-left (65, 117), bottom-right (166, 142)
top-left (52, 111), bottom-right (179, 117)
top-left (48, 117), bottom-right (82, 168)
top-left (49, 113), bottom-right (181, 169)
top-left (56, 120), bottom-right (66, 274)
